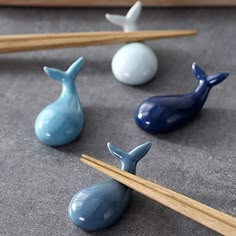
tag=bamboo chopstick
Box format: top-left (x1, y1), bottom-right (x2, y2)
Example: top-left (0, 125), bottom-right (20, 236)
top-left (80, 154), bottom-right (236, 236)
top-left (0, 0), bottom-right (235, 7)
top-left (0, 30), bottom-right (197, 53)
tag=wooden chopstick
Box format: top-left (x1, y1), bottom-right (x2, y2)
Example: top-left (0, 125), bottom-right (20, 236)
top-left (0, 30), bottom-right (197, 53)
top-left (0, 31), bottom-right (123, 41)
top-left (0, 0), bottom-right (235, 7)
top-left (80, 154), bottom-right (236, 235)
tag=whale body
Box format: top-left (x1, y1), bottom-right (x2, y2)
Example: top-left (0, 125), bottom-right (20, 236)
top-left (134, 63), bottom-right (229, 133)
top-left (35, 57), bottom-right (84, 146)
top-left (68, 142), bottom-right (152, 231)
top-left (106, 1), bottom-right (158, 86)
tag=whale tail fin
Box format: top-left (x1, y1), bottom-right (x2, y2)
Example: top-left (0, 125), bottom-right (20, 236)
top-left (107, 142), bottom-right (151, 174)
top-left (43, 57), bottom-right (84, 82)
top-left (105, 1), bottom-right (142, 32)
top-left (192, 62), bottom-right (229, 87)
top-left (206, 72), bottom-right (229, 87)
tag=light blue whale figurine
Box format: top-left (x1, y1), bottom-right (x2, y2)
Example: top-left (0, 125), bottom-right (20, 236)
top-left (35, 57), bottom-right (84, 146)
top-left (68, 142), bottom-right (152, 231)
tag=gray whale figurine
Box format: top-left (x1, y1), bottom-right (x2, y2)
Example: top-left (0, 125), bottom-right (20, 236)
top-left (68, 142), bottom-right (152, 231)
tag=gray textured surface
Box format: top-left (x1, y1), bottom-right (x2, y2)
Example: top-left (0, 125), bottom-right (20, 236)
top-left (0, 6), bottom-right (235, 236)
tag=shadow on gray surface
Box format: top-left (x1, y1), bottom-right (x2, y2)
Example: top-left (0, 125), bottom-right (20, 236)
top-left (130, 47), bottom-right (195, 94)
top-left (153, 107), bottom-right (236, 149)
top-left (40, 106), bottom-right (236, 157)
top-left (0, 55), bottom-right (112, 75)
top-left (54, 106), bottom-right (134, 158)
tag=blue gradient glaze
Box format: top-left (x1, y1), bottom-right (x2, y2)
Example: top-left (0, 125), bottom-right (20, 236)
top-left (68, 142), bottom-right (152, 231)
top-left (35, 57), bottom-right (84, 146)
top-left (134, 63), bottom-right (229, 133)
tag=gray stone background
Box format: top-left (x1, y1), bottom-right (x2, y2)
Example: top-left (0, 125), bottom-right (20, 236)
top-left (0, 6), bottom-right (235, 236)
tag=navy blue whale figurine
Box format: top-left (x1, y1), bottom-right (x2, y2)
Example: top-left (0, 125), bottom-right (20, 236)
top-left (68, 142), bottom-right (152, 231)
top-left (134, 63), bottom-right (229, 133)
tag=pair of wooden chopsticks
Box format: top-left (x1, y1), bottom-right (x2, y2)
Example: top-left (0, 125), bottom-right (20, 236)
top-left (0, 30), bottom-right (197, 53)
top-left (81, 154), bottom-right (236, 235)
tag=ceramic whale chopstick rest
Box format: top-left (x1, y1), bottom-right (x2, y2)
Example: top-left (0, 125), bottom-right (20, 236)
top-left (106, 1), bottom-right (158, 86)
top-left (68, 142), bottom-right (152, 231)
top-left (134, 63), bottom-right (229, 133)
top-left (80, 155), bottom-right (236, 235)
top-left (35, 57), bottom-right (84, 146)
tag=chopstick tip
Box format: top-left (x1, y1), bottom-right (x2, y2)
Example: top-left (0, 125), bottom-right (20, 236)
top-left (81, 154), bottom-right (87, 159)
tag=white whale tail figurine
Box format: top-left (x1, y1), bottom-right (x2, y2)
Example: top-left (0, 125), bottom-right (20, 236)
top-left (105, 1), bottom-right (158, 86)
top-left (105, 1), bottom-right (142, 32)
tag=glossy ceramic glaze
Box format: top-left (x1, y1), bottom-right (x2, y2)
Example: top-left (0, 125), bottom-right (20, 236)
top-left (35, 57), bottom-right (84, 146)
top-left (106, 1), bottom-right (158, 86)
top-left (134, 63), bottom-right (229, 133)
top-left (68, 142), bottom-right (152, 231)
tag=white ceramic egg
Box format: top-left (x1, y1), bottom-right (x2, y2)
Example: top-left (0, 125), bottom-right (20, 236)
top-left (106, 1), bottom-right (158, 86)
top-left (111, 42), bottom-right (158, 85)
